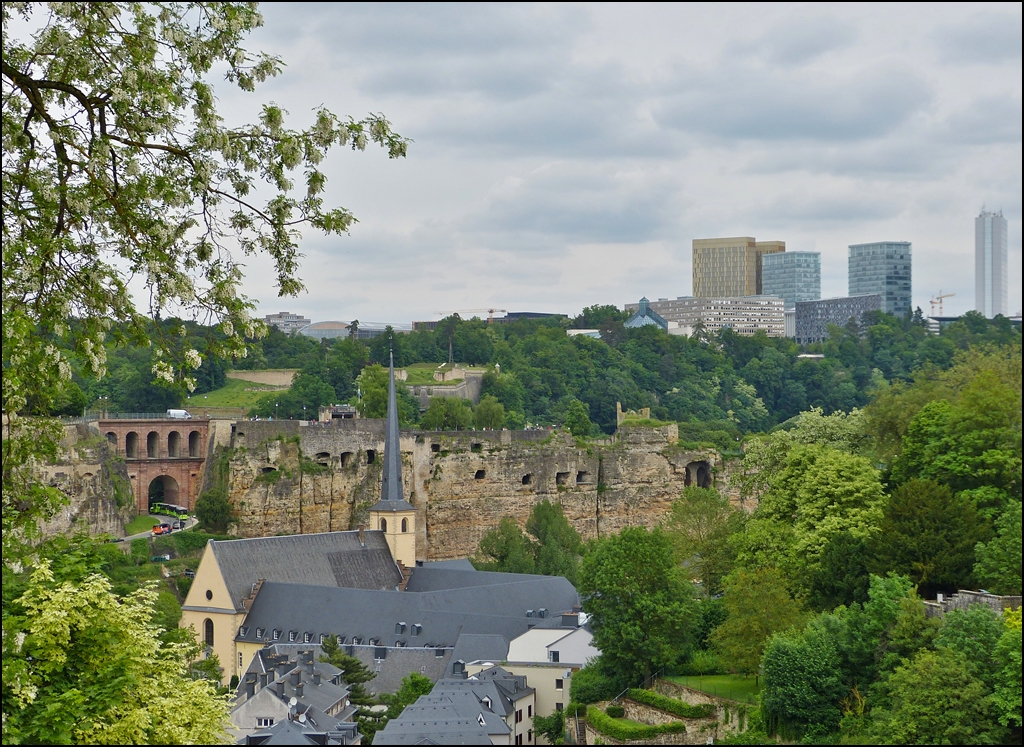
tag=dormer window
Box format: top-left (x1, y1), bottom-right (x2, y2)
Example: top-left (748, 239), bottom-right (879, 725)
top-left (396, 622), bottom-right (406, 634)
top-left (477, 713), bottom-right (486, 727)
top-left (319, 634), bottom-right (327, 644)
top-left (303, 632), bottom-right (313, 643)
top-left (256, 628), bottom-right (265, 639)
top-left (238, 626), bottom-right (248, 637)
top-left (412, 624), bottom-right (422, 636)
top-left (288, 631), bottom-right (297, 642)
top-left (482, 696), bottom-right (492, 710)
top-left (272, 629), bottom-right (281, 641)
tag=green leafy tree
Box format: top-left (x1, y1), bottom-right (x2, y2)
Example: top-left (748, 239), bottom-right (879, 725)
top-left (992, 608), bottom-right (1022, 729)
top-left (2, 563), bottom-right (230, 744)
top-left (974, 501), bottom-right (1023, 595)
top-left (473, 518), bottom-right (537, 574)
top-left (563, 398), bottom-right (593, 438)
top-left (420, 396), bottom-right (474, 431)
top-left (578, 527), bottom-right (695, 685)
top-left (664, 486), bottom-right (742, 596)
top-left (2, 2), bottom-right (406, 555)
top-left (195, 487), bottom-right (231, 534)
top-left (473, 394), bottom-right (506, 430)
top-left (319, 635), bottom-right (376, 706)
top-left (352, 364), bottom-right (418, 424)
top-left (869, 647), bottom-right (1006, 745)
top-left (533, 711), bottom-right (565, 744)
top-left (712, 568), bottom-right (805, 683)
top-left (868, 479), bottom-right (988, 594)
top-left (935, 604), bottom-right (1004, 689)
top-left (249, 371), bottom-right (336, 419)
top-left (807, 531), bottom-right (871, 611)
top-left (761, 627), bottom-right (846, 741)
top-left (526, 500), bottom-right (584, 584)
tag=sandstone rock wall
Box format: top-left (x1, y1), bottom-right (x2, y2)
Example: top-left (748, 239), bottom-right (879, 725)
top-left (37, 424), bottom-right (135, 538)
top-left (221, 421), bottom-right (731, 560)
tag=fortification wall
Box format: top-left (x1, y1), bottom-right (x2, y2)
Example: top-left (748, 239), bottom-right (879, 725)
top-left (220, 421), bottom-right (728, 560)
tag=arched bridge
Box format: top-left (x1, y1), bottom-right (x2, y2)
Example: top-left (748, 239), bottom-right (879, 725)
top-left (99, 419), bottom-right (209, 513)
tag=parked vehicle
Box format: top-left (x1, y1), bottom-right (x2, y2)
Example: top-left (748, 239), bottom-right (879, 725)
top-left (150, 554), bottom-right (171, 562)
top-left (184, 568), bottom-right (196, 578)
top-left (152, 523), bottom-right (172, 535)
top-left (166, 409), bottom-right (192, 419)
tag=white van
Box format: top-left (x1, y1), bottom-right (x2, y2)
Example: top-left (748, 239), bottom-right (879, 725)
top-left (166, 409), bottom-right (193, 419)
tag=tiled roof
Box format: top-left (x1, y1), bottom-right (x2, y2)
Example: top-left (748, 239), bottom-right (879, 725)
top-left (210, 531), bottom-right (401, 610)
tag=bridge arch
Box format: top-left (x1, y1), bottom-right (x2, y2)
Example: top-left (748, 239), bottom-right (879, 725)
top-left (168, 430), bottom-right (181, 458)
top-left (148, 474), bottom-right (181, 510)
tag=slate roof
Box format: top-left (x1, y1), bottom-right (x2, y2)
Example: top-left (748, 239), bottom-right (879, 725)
top-left (448, 634), bottom-right (510, 675)
top-left (243, 715), bottom-right (360, 745)
top-left (371, 668), bottom-right (531, 745)
top-left (369, 353), bottom-right (415, 513)
top-left (419, 559), bottom-right (476, 571)
top-left (236, 575), bottom-right (578, 653)
top-left (210, 531), bottom-right (401, 610)
top-left (405, 565), bottom-right (566, 593)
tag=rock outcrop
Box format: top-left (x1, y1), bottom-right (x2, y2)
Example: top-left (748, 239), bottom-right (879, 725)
top-left (222, 420), bottom-right (736, 560)
top-left (36, 424), bottom-right (135, 538)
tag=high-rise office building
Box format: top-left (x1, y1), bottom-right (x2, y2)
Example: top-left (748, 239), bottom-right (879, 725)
top-left (762, 251), bottom-right (821, 310)
top-left (692, 237), bottom-right (785, 297)
top-left (795, 294), bottom-right (882, 344)
top-left (848, 241), bottom-right (912, 317)
top-left (975, 209), bottom-right (1008, 318)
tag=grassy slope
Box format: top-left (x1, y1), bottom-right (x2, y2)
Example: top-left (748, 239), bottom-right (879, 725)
top-left (190, 377), bottom-right (288, 409)
top-left (666, 674), bottom-right (761, 703)
top-left (124, 514), bottom-right (159, 535)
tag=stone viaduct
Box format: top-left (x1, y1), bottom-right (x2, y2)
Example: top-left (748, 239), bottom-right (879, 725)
top-left (99, 418), bottom-right (209, 513)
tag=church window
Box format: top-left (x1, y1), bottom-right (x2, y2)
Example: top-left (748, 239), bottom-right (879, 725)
top-left (380, 518), bottom-right (387, 532)
top-left (203, 618), bottom-right (214, 647)
top-left (401, 518), bottom-right (408, 532)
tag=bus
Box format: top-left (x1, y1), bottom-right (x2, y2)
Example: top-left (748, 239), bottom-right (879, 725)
top-left (151, 503), bottom-right (189, 520)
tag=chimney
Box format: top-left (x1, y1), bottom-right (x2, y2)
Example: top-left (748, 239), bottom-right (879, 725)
top-left (259, 672), bottom-right (269, 689)
top-left (244, 672), bottom-right (257, 700)
top-left (313, 671), bottom-right (322, 686)
top-left (290, 670), bottom-right (301, 686)
top-left (358, 525), bottom-right (365, 546)
top-left (304, 650), bottom-right (315, 673)
top-left (295, 682), bottom-right (304, 698)
top-left (562, 612), bottom-right (579, 628)
top-left (276, 680), bottom-right (286, 698)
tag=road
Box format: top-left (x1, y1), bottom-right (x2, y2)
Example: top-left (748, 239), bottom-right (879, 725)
top-left (119, 514), bottom-right (199, 543)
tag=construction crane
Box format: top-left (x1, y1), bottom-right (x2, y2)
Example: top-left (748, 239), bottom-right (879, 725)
top-left (435, 308), bottom-right (508, 323)
top-left (929, 291), bottom-right (955, 317)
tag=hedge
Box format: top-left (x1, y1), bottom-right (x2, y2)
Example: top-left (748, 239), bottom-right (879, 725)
top-left (628, 689), bottom-right (716, 719)
top-left (586, 706), bottom-right (687, 742)
top-left (606, 704), bottom-right (625, 718)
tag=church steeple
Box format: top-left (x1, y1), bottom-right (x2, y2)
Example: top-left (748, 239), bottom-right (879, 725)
top-left (368, 351), bottom-right (417, 570)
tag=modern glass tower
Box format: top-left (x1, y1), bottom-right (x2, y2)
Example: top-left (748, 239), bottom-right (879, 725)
top-left (975, 209), bottom-right (1008, 318)
top-left (762, 251), bottom-right (821, 309)
top-left (848, 241), bottom-right (912, 317)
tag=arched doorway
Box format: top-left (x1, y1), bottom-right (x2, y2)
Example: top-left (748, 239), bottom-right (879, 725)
top-left (148, 475), bottom-right (180, 511)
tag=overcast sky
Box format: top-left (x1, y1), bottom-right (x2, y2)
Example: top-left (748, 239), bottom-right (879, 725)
top-left (221, 2), bottom-right (1022, 324)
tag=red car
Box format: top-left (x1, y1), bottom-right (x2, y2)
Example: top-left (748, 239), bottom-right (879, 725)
top-left (151, 523), bottom-right (172, 535)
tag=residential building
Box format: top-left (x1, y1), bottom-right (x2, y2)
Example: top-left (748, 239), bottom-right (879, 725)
top-left (692, 237), bottom-right (785, 297)
top-left (976, 209), bottom-right (1009, 318)
top-left (848, 241), bottom-right (912, 317)
top-left (264, 311), bottom-right (311, 334)
top-left (372, 665), bottom-right (536, 745)
top-left (625, 296), bottom-right (786, 337)
top-left (231, 648), bottom-right (360, 743)
top-left (623, 297), bottom-right (668, 330)
top-left (794, 294), bottom-right (882, 344)
top-left (761, 251), bottom-right (821, 309)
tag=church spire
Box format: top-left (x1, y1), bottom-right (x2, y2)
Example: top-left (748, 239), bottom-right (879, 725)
top-left (371, 350), bottom-right (414, 512)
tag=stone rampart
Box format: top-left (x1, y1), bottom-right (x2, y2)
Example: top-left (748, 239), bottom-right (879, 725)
top-left (219, 420), bottom-right (727, 560)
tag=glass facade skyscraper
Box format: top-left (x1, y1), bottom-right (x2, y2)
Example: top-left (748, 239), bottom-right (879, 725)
top-left (848, 241), bottom-right (912, 317)
top-left (975, 209), bottom-right (1008, 318)
top-left (762, 251), bottom-right (821, 309)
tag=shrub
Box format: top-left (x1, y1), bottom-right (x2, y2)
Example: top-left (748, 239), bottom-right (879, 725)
top-left (176, 575), bottom-right (194, 598)
top-left (586, 706), bottom-right (687, 741)
top-left (130, 538), bottom-right (149, 565)
top-left (566, 702), bottom-right (586, 717)
top-left (169, 530), bottom-right (217, 556)
top-left (675, 649), bottom-right (726, 676)
top-left (627, 689), bottom-right (716, 719)
top-left (606, 704), bottom-right (625, 718)
top-left (570, 660), bottom-right (621, 704)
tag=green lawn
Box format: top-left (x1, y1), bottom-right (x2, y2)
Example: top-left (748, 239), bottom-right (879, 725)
top-left (125, 514), bottom-right (159, 535)
top-left (188, 376), bottom-right (288, 409)
top-left (666, 674), bottom-right (761, 703)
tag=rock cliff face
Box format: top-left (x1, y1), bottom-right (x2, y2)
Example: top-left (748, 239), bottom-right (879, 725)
top-left (223, 420), bottom-right (736, 560)
top-left (37, 424), bottom-right (135, 538)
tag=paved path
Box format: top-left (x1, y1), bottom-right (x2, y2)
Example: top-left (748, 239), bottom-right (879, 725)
top-left (118, 515), bottom-right (199, 544)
